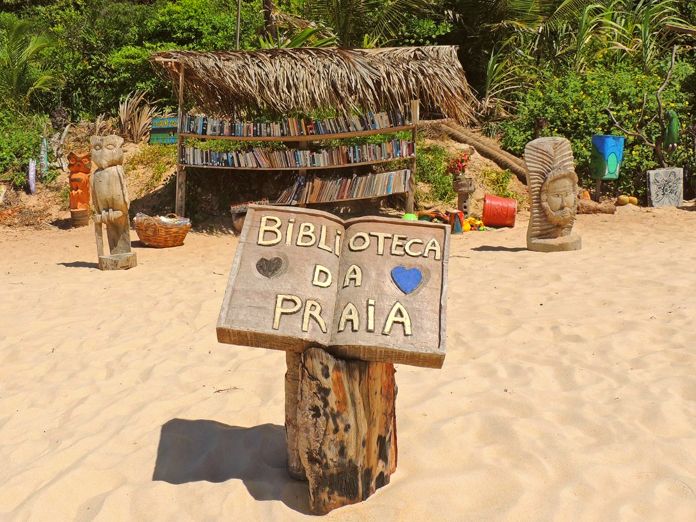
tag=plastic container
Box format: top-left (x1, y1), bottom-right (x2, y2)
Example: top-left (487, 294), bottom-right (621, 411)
top-left (482, 194), bottom-right (517, 227)
top-left (402, 213), bottom-right (418, 221)
top-left (590, 135), bottom-right (625, 180)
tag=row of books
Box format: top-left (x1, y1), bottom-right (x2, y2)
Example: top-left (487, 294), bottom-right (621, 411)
top-left (182, 108), bottom-right (412, 138)
top-left (275, 169), bottom-right (411, 205)
top-left (180, 140), bottom-right (415, 169)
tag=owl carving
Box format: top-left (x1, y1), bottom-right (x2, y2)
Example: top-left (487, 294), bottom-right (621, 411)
top-left (90, 135), bottom-right (133, 260)
top-left (91, 134), bottom-right (125, 170)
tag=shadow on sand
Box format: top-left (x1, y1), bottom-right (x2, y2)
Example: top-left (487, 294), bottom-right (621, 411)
top-left (50, 217), bottom-right (75, 230)
top-left (152, 419), bottom-right (310, 514)
top-left (57, 261), bottom-right (99, 269)
top-left (472, 245), bottom-right (526, 252)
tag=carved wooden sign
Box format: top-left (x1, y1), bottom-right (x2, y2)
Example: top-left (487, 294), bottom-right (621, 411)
top-left (217, 205), bottom-right (449, 368)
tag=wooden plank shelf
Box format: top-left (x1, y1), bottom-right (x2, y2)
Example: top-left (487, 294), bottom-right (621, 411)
top-left (179, 156), bottom-right (414, 171)
top-left (179, 125), bottom-right (415, 142)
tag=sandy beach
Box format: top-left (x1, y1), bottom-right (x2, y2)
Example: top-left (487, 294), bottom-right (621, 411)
top-left (1, 205), bottom-right (695, 521)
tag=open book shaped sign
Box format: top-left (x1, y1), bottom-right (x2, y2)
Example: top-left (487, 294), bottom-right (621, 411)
top-left (217, 205), bottom-right (449, 368)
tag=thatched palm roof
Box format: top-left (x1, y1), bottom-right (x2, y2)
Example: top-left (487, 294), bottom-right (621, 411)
top-left (152, 46), bottom-right (476, 123)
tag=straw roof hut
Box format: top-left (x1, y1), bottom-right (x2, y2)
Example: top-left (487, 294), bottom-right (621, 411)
top-left (152, 46), bottom-right (476, 123)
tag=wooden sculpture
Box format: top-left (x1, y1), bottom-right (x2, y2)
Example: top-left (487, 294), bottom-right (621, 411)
top-left (68, 152), bottom-right (92, 227)
top-left (90, 135), bottom-right (137, 270)
top-left (217, 205), bottom-right (449, 514)
top-left (524, 137), bottom-right (581, 252)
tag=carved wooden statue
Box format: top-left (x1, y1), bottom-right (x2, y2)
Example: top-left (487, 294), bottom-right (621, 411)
top-left (90, 135), bottom-right (137, 270)
top-left (524, 137), bottom-right (581, 252)
top-left (68, 152), bottom-right (92, 227)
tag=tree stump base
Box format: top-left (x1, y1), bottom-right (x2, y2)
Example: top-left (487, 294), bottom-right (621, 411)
top-left (98, 252), bottom-right (137, 270)
top-left (286, 347), bottom-right (397, 515)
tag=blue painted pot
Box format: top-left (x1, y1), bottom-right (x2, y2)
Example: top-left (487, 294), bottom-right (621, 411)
top-left (590, 135), bottom-right (625, 180)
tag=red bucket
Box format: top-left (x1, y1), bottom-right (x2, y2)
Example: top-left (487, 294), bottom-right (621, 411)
top-left (482, 194), bottom-right (517, 227)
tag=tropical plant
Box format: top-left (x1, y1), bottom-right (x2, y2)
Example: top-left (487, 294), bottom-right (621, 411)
top-left (118, 90), bottom-right (160, 143)
top-left (304, 0), bottom-right (441, 46)
top-left (478, 47), bottom-right (521, 119)
top-left (0, 18), bottom-right (61, 110)
top-left (258, 26), bottom-right (338, 48)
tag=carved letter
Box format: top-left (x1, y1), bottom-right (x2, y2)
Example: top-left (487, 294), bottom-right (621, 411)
top-left (272, 294), bottom-right (302, 329)
top-left (369, 232), bottom-right (390, 255)
top-left (342, 265), bottom-right (363, 288)
top-left (422, 238), bottom-right (442, 260)
top-left (338, 302), bottom-right (360, 332)
top-left (297, 223), bottom-right (316, 247)
top-left (312, 264), bottom-right (333, 288)
top-left (302, 300), bottom-right (327, 333)
top-left (318, 226), bottom-right (333, 253)
top-left (348, 232), bottom-right (370, 251)
top-left (390, 234), bottom-right (407, 256)
top-left (334, 230), bottom-right (342, 256)
top-left (285, 218), bottom-right (295, 246)
top-left (366, 298), bottom-right (375, 332)
top-left (383, 302), bottom-right (412, 336)
top-left (258, 216), bottom-right (282, 246)
top-left (405, 238), bottom-right (423, 257)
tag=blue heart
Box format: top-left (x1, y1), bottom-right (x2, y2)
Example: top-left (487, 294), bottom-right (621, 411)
top-left (391, 266), bottom-right (423, 294)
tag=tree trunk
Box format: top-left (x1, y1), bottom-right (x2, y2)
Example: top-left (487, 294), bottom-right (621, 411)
top-left (296, 347), bottom-right (397, 515)
top-left (285, 351), bottom-right (305, 480)
top-left (425, 120), bottom-right (529, 182)
top-left (262, 0), bottom-right (277, 40)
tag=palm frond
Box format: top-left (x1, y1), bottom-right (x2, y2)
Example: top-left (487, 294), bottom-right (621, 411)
top-left (152, 46), bottom-right (477, 123)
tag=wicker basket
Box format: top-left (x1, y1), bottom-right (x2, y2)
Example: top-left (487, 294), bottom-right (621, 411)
top-left (134, 213), bottom-right (192, 248)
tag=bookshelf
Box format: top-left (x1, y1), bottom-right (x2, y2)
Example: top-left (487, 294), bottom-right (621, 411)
top-left (174, 87), bottom-right (419, 214)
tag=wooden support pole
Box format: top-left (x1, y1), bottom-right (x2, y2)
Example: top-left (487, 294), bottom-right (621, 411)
top-left (285, 351), bottom-right (305, 480)
top-left (294, 347), bottom-right (397, 515)
top-left (175, 64), bottom-right (187, 216)
top-left (406, 99), bottom-right (420, 214)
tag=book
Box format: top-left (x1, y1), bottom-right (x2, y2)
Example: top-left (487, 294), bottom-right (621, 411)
top-left (217, 205), bottom-right (449, 368)
top-left (181, 141), bottom-right (414, 169)
top-left (183, 107), bottom-right (412, 138)
top-left (275, 169), bottom-right (410, 204)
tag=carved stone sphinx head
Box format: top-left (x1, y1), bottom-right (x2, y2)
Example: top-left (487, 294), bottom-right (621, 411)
top-left (90, 135), bottom-right (124, 169)
top-left (540, 168), bottom-right (578, 226)
top-left (524, 137), bottom-right (581, 252)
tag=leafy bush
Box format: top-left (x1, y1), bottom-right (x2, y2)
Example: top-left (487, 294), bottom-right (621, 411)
top-left (27, 0), bottom-right (264, 116)
top-left (501, 62), bottom-right (694, 199)
top-left (145, 0), bottom-right (263, 51)
top-left (478, 168), bottom-right (526, 206)
top-left (126, 144), bottom-right (177, 192)
top-left (415, 143), bottom-right (454, 203)
top-left (0, 110), bottom-right (49, 188)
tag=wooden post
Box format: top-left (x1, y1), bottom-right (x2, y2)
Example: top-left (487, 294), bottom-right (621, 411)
top-left (285, 351), bottom-right (305, 480)
top-left (595, 178), bottom-right (602, 202)
top-left (296, 347), bottom-right (397, 515)
top-left (175, 64), bottom-right (186, 216)
top-left (406, 100), bottom-right (419, 214)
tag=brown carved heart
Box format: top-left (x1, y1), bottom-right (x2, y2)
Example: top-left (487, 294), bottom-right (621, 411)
top-left (256, 257), bottom-right (283, 278)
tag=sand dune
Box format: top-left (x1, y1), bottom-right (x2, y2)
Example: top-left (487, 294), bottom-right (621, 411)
top-left (1, 205), bottom-right (695, 521)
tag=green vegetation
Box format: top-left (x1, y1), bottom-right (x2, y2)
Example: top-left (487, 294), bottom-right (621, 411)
top-left (501, 62), bottom-right (694, 198)
top-left (416, 143), bottom-right (455, 203)
top-left (478, 168), bottom-right (526, 205)
top-left (126, 144), bottom-right (177, 191)
top-left (2, 0), bottom-right (696, 203)
top-left (0, 110), bottom-right (49, 188)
